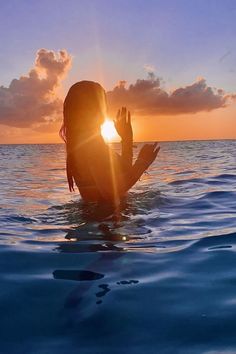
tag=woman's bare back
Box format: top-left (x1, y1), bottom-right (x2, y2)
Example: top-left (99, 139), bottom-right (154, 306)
top-left (71, 139), bottom-right (122, 202)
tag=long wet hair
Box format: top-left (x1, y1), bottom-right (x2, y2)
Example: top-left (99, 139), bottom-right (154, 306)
top-left (59, 81), bottom-right (107, 192)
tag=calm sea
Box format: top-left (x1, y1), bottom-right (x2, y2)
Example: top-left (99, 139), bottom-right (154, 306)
top-left (0, 140), bottom-right (236, 354)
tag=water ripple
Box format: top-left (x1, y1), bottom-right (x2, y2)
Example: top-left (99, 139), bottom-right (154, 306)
top-left (1, 141), bottom-right (236, 353)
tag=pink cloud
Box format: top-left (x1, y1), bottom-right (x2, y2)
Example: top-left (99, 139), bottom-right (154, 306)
top-left (107, 73), bottom-right (235, 116)
top-left (0, 49), bottom-right (72, 128)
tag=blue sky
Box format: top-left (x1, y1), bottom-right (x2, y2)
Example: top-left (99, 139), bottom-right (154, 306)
top-left (1, 0), bottom-right (236, 92)
top-left (0, 0), bottom-right (236, 143)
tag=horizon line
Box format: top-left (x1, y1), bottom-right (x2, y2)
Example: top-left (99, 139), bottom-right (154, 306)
top-left (0, 138), bottom-right (236, 145)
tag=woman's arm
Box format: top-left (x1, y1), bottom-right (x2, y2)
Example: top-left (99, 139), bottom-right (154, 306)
top-left (89, 142), bottom-right (160, 204)
top-left (114, 107), bottom-right (133, 171)
top-left (122, 143), bottom-right (160, 191)
top-left (121, 139), bottom-right (133, 171)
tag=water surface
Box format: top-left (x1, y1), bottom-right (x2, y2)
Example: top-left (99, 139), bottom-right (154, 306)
top-left (0, 140), bottom-right (236, 354)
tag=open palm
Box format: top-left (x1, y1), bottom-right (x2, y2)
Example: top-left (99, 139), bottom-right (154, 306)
top-left (114, 107), bottom-right (133, 141)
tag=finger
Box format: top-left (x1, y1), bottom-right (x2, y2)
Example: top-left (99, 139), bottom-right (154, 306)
top-left (142, 144), bottom-right (149, 150)
top-left (121, 107), bottom-right (125, 121)
top-left (140, 145), bottom-right (148, 153)
top-left (128, 111), bottom-right (131, 125)
top-left (123, 107), bottom-right (127, 123)
top-left (122, 107), bottom-right (126, 122)
top-left (151, 148), bottom-right (159, 159)
top-left (147, 144), bottom-right (154, 151)
top-left (150, 143), bottom-right (158, 153)
top-left (116, 109), bottom-right (120, 120)
top-left (154, 146), bottom-right (160, 154)
top-left (152, 142), bottom-right (159, 151)
top-left (153, 142), bottom-right (158, 149)
top-left (153, 151), bottom-right (158, 160)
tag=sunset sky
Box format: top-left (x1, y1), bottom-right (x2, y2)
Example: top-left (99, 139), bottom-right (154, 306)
top-left (0, 0), bottom-right (236, 143)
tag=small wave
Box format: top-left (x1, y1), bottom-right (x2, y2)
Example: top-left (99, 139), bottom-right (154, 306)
top-left (216, 173), bottom-right (236, 180)
top-left (2, 215), bottom-right (38, 223)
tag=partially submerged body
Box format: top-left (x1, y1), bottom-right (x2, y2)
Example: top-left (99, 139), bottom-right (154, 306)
top-left (70, 135), bottom-right (159, 206)
top-left (59, 81), bottom-right (160, 206)
top-left (72, 138), bottom-right (123, 202)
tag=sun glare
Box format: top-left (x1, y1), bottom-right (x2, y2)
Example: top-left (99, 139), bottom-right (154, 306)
top-left (101, 119), bottom-right (117, 141)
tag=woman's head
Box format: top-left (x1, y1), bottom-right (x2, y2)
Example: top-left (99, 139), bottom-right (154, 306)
top-left (59, 80), bottom-right (107, 192)
top-left (60, 80), bottom-right (107, 142)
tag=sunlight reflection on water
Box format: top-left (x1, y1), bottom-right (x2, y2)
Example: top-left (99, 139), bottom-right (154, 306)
top-left (1, 140), bottom-right (236, 353)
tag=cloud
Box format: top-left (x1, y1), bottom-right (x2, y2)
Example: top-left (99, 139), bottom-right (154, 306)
top-left (107, 73), bottom-right (235, 116)
top-left (1, 50), bottom-right (234, 132)
top-left (0, 49), bottom-right (72, 128)
top-left (144, 64), bottom-right (156, 74)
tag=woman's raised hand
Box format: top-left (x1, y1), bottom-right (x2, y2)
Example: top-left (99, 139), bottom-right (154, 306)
top-left (136, 142), bottom-right (160, 169)
top-left (114, 107), bottom-right (133, 142)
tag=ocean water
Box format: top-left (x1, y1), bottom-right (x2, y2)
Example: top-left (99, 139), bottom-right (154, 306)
top-left (0, 140), bottom-right (236, 354)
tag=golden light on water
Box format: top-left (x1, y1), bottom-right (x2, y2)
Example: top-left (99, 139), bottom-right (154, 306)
top-left (101, 119), bottom-right (117, 141)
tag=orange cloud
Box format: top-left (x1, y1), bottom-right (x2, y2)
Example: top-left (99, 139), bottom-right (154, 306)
top-left (0, 49), bottom-right (72, 128)
top-left (0, 50), bottom-right (235, 143)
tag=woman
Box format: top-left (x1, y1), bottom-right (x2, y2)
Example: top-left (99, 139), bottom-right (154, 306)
top-left (59, 81), bottom-right (160, 206)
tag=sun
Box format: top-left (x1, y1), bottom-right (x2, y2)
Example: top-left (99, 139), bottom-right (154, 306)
top-left (101, 119), bottom-right (117, 141)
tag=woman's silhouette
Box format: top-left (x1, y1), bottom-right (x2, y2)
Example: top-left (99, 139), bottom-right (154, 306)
top-left (59, 81), bottom-right (160, 207)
